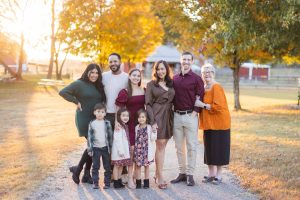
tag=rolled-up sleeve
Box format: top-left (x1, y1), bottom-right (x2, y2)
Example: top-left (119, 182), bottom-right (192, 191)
top-left (193, 76), bottom-right (205, 112)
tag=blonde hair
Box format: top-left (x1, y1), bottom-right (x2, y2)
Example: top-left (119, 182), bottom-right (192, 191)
top-left (201, 63), bottom-right (216, 74)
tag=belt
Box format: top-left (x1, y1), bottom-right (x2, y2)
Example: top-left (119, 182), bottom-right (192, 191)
top-left (175, 110), bottom-right (193, 115)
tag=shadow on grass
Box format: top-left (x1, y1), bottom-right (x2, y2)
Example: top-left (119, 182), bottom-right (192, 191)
top-left (0, 81), bottom-right (37, 198)
top-left (38, 85), bottom-right (60, 95)
top-left (232, 104), bottom-right (300, 117)
top-left (230, 144), bottom-right (300, 199)
top-left (0, 79), bottom-right (64, 199)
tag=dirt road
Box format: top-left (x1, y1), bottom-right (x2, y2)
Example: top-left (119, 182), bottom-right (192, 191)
top-left (26, 139), bottom-right (257, 200)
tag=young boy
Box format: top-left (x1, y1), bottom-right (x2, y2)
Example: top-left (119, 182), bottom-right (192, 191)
top-left (87, 103), bottom-right (113, 189)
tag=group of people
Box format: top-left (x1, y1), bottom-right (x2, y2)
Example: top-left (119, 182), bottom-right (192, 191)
top-left (59, 51), bottom-right (231, 190)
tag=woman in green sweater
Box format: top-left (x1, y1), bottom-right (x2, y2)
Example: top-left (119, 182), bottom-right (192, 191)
top-left (59, 63), bottom-right (106, 184)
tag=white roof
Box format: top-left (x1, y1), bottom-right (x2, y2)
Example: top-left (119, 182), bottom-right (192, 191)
top-left (146, 45), bottom-right (181, 63)
top-left (241, 62), bottom-right (271, 68)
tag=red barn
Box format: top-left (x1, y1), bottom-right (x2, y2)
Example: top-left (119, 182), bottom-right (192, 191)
top-left (239, 62), bottom-right (270, 80)
top-left (0, 55), bottom-right (27, 73)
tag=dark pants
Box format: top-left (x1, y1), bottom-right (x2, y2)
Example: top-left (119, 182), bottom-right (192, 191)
top-left (92, 146), bottom-right (111, 185)
top-left (105, 113), bottom-right (128, 175)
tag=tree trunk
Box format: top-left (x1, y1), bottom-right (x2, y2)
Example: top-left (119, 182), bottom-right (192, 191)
top-left (232, 54), bottom-right (242, 110)
top-left (17, 33), bottom-right (24, 80)
top-left (47, 0), bottom-right (55, 79)
top-left (56, 52), bottom-right (68, 80)
top-left (55, 52), bottom-right (59, 79)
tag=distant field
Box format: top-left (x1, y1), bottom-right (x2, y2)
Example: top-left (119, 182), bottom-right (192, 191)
top-left (0, 76), bottom-right (299, 199)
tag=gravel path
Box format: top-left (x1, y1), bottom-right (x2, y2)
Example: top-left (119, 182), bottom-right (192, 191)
top-left (26, 140), bottom-right (258, 200)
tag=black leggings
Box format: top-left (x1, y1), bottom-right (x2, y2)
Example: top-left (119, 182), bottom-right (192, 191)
top-left (77, 136), bottom-right (92, 172)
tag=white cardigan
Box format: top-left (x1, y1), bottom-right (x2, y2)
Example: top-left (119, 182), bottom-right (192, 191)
top-left (111, 128), bottom-right (130, 161)
top-left (135, 124), bottom-right (157, 162)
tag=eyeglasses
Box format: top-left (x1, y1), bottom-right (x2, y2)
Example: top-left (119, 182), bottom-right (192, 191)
top-left (201, 71), bottom-right (213, 74)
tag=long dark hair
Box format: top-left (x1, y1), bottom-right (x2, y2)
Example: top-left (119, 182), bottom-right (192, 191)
top-left (79, 63), bottom-right (106, 103)
top-left (152, 60), bottom-right (173, 88)
top-left (116, 107), bottom-right (129, 129)
top-left (127, 68), bottom-right (142, 98)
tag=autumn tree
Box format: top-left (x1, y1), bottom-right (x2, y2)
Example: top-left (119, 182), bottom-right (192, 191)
top-left (0, 0), bottom-right (31, 80)
top-left (250, 0), bottom-right (300, 63)
top-left (152, 0), bottom-right (299, 110)
top-left (53, 26), bottom-right (71, 80)
top-left (45, 0), bottom-right (71, 80)
top-left (59, 0), bottom-right (163, 67)
top-left (47, 0), bottom-right (55, 79)
top-left (0, 32), bottom-right (24, 77)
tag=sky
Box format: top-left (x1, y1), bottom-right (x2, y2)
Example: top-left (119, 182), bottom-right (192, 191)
top-left (1, 0), bottom-right (63, 61)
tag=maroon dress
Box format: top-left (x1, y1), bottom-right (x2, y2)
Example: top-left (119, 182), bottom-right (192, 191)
top-left (115, 89), bottom-right (145, 146)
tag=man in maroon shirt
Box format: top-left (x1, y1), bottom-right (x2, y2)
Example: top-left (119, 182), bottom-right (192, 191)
top-left (171, 52), bottom-right (204, 186)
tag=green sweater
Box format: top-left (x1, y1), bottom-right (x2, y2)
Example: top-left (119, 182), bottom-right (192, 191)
top-left (59, 80), bottom-right (105, 137)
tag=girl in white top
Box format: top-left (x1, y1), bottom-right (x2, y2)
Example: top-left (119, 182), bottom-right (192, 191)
top-left (111, 107), bottom-right (132, 189)
top-left (134, 109), bottom-right (157, 189)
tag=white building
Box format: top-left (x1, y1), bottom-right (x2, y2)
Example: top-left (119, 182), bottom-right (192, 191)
top-left (144, 45), bottom-right (201, 77)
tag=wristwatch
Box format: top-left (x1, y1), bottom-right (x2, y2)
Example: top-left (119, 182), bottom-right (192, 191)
top-left (203, 105), bottom-right (207, 110)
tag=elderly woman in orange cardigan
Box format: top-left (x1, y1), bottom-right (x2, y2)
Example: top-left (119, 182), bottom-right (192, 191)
top-left (195, 63), bottom-right (231, 185)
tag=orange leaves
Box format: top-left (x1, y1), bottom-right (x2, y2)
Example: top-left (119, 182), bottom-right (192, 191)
top-left (60, 0), bottom-right (163, 64)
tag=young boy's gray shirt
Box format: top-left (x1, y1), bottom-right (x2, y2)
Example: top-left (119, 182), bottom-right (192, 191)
top-left (87, 119), bottom-right (113, 154)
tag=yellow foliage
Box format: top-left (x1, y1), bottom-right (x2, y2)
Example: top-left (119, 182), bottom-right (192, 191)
top-left (283, 55), bottom-right (300, 65)
top-left (60, 0), bottom-right (163, 65)
top-left (99, 0), bottom-right (163, 64)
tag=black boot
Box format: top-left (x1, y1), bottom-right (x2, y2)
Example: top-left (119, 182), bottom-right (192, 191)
top-left (136, 179), bottom-right (142, 189)
top-left (118, 178), bottom-right (125, 188)
top-left (93, 182), bottom-right (99, 189)
top-left (82, 169), bottom-right (93, 184)
top-left (70, 149), bottom-right (90, 184)
top-left (143, 179), bottom-right (149, 189)
top-left (113, 180), bottom-right (122, 189)
top-left (69, 165), bottom-right (80, 184)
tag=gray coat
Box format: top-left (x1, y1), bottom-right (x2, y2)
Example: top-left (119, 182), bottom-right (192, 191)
top-left (87, 119), bottom-right (113, 154)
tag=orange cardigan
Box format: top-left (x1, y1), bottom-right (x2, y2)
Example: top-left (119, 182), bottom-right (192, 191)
top-left (199, 83), bottom-right (231, 130)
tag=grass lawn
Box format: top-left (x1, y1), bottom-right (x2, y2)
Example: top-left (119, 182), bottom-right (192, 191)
top-left (0, 75), bottom-right (83, 199)
top-left (0, 75), bottom-right (299, 199)
top-left (223, 87), bottom-right (300, 200)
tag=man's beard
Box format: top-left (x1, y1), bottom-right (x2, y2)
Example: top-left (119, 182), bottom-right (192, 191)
top-left (110, 64), bottom-right (121, 72)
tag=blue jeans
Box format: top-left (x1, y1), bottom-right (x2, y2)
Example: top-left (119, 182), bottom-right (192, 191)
top-left (92, 146), bottom-right (111, 186)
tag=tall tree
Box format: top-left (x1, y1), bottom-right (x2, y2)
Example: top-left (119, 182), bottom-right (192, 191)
top-left (54, 25), bottom-right (71, 80)
top-left (44, 0), bottom-right (72, 80)
top-left (59, 0), bottom-right (163, 66)
top-left (0, 0), bottom-right (31, 80)
top-left (47, 0), bottom-right (55, 79)
top-left (0, 32), bottom-right (23, 77)
top-left (152, 0), bottom-right (299, 110)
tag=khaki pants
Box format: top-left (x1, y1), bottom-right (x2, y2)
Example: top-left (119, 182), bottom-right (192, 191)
top-left (173, 112), bottom-right (199, 175)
